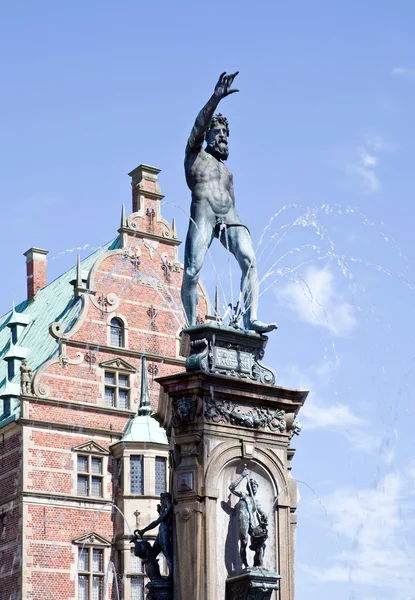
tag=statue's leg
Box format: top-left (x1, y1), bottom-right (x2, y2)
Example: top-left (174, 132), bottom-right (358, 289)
top-left (221, 225), bottom-right (277, 333)
top-left (181, 209), bottom-right (215, 326)
top-left (240, 534), bottom-right (249, 568)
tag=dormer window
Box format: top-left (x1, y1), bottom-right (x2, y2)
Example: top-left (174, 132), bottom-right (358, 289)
top-left (100, 358), bottom-right (136, 410)
top-left (110, 318), bottom-right (124, 347)
top-left (104, 371), bottom-right (130, 409)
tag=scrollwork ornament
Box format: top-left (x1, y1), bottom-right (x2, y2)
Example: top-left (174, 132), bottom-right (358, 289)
top-left (91, 291), bottom-right (120, 313)
top-left (33, 381), bottom-right (50, 398)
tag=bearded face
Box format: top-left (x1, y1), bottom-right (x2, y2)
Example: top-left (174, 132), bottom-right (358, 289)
top-left (205, 126), bottom-right (229, 161)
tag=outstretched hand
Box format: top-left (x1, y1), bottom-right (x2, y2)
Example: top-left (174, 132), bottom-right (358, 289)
top-left (214, 71), bottom-right (239, 99)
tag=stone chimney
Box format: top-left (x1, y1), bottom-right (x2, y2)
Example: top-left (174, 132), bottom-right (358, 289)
top-left (128, 164), bottom-right (162, 213)
top-left (23, 247), bottom-right (48, 301)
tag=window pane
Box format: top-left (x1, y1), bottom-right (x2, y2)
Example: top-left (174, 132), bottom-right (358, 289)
top-left (105, 387), bottom-right (115, 407)
top-left (78, 575), bottom-right (88, 600)
top-left (130, 456), bottom-right (144, 495)
top-left (110, 319), bottom-right (124, 347)
top-left (92, 576), bottom-right (103, 600)
top-left (118, 374), bottom-right (129, 388)
top-left (130, 548), bottom-right (143, 574)
top-left (91, 457), bottom-right (102, 474)
top-left (77, 475), bottom-right (88, 496)
top-left (131, 577), bottom-right (144, 600)
top-left (77, 456), bottom-right (88, 473)
top-left (155, 457), bottom-right (166, 495)
top-left (78, 548), bottom-right (88, 571)
top-left (91, 477), bottom-right (102, 497)
top-left (92, 549), bottom-right (103, 573)
top-left (105, 372), bottom-right (115, 385)
top-left (118, 389), bottom-right (129, 409)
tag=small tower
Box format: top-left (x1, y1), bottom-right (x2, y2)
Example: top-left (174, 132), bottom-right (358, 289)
top-left (110, 355), bottom-right (169, 597)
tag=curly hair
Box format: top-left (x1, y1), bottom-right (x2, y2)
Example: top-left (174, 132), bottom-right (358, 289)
top-left (206, 113), bottom-right (230, 138)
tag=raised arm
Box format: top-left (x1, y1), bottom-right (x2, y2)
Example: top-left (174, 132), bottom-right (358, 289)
top-left (229, 465), bottom-right (249, 498)
top-left (137, 503), bottom-right (172, 536)
top-left (185, 71), bottom-right (239, 155)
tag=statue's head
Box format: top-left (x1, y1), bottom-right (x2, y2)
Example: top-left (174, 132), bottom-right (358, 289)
top-left (247, 478), bottom-right (259, 496)
top-left (205, 113), bottom-right (229, 161)
top-left (160, 492), bottom-right (172, 509)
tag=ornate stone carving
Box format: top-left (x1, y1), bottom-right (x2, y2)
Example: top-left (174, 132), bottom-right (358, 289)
top-left (291, 420), bottom-right (302, 436)
top-left (146, 206), bottom-right (156, 231)
top-left (90, 291), bottom-right (120, 313)
top-left (172, 396), bottom-right (198, 426)
top-left (33, 381), bottom-right (50, 398)
top-left (184, 325), bottom-right (276, 385)
top-left (142, 240), bottom-right (159, 259)
top-left (204, 397), bottom-right (285, 432)
top-left (20, 360), bottom-right (32, 395)
top-left (226, 572), bottom-right (281, 600)
top-left (72, 440), bottom-right (109, 455)
top-left (59, 351), bottom-right (83, 370)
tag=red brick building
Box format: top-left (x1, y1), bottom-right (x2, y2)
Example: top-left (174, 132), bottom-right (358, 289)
top-left (0, 165), bottom-right (208, 600)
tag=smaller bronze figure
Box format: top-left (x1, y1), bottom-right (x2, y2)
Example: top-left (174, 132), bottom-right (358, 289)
top-left (229, 466), bottom-right (268, 569)
top-left (130, 536), bottom-right (161, 580)
top-left (20, 360), bottom-right (32, 395)
top-left (131, 492), bottom-right (174, 579)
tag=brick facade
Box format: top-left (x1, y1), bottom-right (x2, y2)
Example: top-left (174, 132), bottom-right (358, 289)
top-left (0, 164), bottom-right (208, 600)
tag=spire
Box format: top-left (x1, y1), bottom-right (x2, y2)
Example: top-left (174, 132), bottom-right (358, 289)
top-left (120, 203), bottom-right (127, 228)
top-left (172, 218), bottom-right (177, 239)
top-left (76, 254), bottom-right (82, 289)
top-left (138, 355), bottom-right (152, 415)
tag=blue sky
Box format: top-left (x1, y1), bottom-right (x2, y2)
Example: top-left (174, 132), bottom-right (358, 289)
top-left (1, 2), bottom-right (415, 599)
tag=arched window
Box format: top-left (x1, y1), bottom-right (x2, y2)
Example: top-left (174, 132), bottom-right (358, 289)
top-left (110, 318), bottom-right (124, 347)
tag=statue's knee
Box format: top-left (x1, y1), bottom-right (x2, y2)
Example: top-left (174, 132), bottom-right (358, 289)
top-left (185, 265), bottom-right (201, 283)
top-left (241, 255), bottom-right (256, 273)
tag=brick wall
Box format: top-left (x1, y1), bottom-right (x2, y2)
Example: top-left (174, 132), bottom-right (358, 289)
top-left (2, 168), bottom-right (209, 599)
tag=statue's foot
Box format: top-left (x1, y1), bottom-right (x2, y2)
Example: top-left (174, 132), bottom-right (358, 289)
top-left (249, 320), bottom-right (278, 334)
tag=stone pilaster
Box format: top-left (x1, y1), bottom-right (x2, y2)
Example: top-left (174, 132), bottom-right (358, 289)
top-left (155, 324), bottom-right (308, 600)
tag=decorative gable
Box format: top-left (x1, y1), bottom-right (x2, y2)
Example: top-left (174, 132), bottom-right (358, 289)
top-left (72, 532), bottom-right (112, 547)
top-left (99, 357), bottom-right (136, 372)
top-left (72, 440), bottom-right (109, 455)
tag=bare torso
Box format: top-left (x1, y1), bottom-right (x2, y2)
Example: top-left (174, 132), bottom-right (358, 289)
top-left (185, 149), bottom-right (241, 223)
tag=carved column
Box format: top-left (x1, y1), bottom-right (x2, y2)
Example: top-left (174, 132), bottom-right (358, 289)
top-left (155, 324), bottom-right (308, 600)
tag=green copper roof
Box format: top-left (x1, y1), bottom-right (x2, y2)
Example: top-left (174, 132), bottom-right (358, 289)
top-left (115, 354), bottom-right (167, 445)
top-left (118, 414), bottom-right (168, 445)
top-left (0, 237), bottom-right (120, 423)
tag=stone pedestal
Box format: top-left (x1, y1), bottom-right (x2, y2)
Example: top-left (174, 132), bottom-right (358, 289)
top-left (146, 578), bottom-right (173, 600)
top-left (225, 569), bottom-right (281, 600)
top-left (155, 324), bottom-right (308, 600)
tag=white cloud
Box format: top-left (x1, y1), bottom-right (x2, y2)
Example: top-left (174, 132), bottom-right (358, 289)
top-left (300, 399), bottom-right (363, 430)
top-left (303, 470), bottom-right (415, 593)
top-left (278, 362), bottom-right (363, 431)
top-left (347, 133), bottom-right (392, 194)
top-left (391, 66), bottom-right (415, 79)
top-left (277, 265), bottom-right (356, 336)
